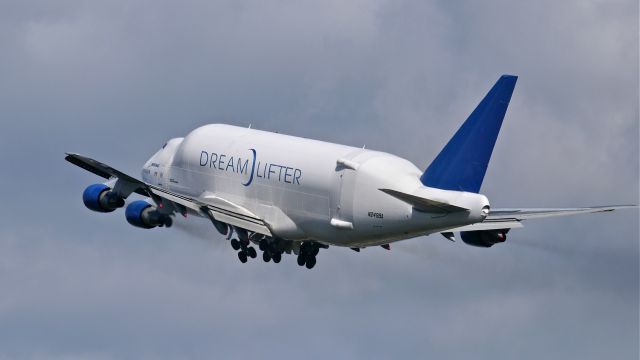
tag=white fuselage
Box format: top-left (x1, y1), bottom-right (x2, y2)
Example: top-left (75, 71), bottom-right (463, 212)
top-left (141, 124), bottom-right (489, 247)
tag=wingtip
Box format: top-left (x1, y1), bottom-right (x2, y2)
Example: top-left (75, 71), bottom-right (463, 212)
top-left (593, 205), bottom-right (638, 213)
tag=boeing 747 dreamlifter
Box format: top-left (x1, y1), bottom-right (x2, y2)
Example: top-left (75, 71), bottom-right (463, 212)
top-left (66, 75), bottom-right (634, 269)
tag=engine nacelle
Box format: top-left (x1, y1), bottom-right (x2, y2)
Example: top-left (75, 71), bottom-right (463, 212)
top-left (82, 184), bottom-right (125, 213)
top-left (125, 200), bottom-right (173, 229)
top-left (460, 229), bottom-right (509, 248)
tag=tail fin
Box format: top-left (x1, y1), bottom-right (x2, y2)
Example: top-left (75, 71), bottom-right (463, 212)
top-left (420, 75), bottom-right (517, 193)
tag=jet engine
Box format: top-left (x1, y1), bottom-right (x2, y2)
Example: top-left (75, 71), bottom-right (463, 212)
top-left (125, 200), bottom-right (173, 229)
top-left (460, 229), bottom-right (509, 248)
top-left (82, 184), bottom-right (125, 213)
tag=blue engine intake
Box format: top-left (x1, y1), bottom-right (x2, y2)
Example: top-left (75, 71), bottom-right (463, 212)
top-left (125, 200), bottom-right (172, 229)
top-left (83, 184), bottom-right (125, 213)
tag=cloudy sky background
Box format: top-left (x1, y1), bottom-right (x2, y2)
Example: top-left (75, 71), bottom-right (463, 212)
top-left (0, 0), bottom-right (638, 359)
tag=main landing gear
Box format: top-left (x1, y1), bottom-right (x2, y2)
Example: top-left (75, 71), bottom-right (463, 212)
top-left (225, 227), bottom-right (323, 269)
top-left (297, 242), bottom-right (319, 269)
top-left (230, 237), bottom-right (257, 263)
top-left (259, 238), bottom-right (283, 264)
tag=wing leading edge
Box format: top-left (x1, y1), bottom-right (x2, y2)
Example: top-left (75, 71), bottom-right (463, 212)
top-left (487, 206), bottom-right (635, 220)
top-left (65, 153), bottom-right (273, 236)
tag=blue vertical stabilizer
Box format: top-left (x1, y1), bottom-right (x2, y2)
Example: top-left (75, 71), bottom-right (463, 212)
top-left (420, 75), bottom-right (517, 193)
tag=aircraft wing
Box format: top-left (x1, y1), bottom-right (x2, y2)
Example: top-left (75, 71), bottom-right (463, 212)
top-left (65, 152), bottom-right (149, 195)
top-left (487, 206), bottom-right (635, 220)
top-left (65, 153), bottom-right (273, 236)
top-left (441, 205), bottom-right (635, 233)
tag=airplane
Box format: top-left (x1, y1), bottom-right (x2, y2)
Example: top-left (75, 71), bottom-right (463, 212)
top-left (65, 75), bottom-right (635, 269)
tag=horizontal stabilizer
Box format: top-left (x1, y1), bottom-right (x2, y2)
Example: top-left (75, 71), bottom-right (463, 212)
top-left (379, 188), bottom-right (469, 213)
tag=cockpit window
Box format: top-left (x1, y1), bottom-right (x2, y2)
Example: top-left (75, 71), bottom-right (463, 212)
top-left (162, 142), bottom-right (167, 149)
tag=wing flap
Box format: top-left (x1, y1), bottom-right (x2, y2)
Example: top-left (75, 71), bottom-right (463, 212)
top-left (206, 209), bottom-right (271, 236)
top-left (147, 187), bottom-right (273, 236)
top-left (201, 194), bottom-right (272, 236)
top-left (146, 186), bottom-right (203, 212)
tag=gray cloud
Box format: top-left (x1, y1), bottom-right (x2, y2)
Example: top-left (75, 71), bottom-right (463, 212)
top-left (0, 0), bottom-right (637, 359)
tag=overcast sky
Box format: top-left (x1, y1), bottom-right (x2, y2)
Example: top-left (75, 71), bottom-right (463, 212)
top-left (0, 0), bottom-right (638, 359)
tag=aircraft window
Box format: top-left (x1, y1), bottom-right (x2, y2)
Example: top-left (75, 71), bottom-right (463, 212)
top-left (162, 142), bottom-right (167, 149)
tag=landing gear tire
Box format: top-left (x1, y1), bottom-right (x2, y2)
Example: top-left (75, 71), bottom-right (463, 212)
top-left (259, 239), bottom-right (267, 251)
top-left (238, 251), bottom-right (248, 263)
top-left (311, 245), bottom-right (319, 256)
top-left (263, 251), bottom-right (271, 262)
top-left (247, 247), bottom-right (257, 259)
top-left (230, 239), bottom-right (240, 251)
top-left (272, 252), bottom-right (282, 263)
top-left (305, 256), bottom-right (316, 269)
top-left (297, 254), bottom-right (306, 266)
top-left (163, 217), bottom-right (173, 228)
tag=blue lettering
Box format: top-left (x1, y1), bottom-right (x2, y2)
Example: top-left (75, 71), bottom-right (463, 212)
top-left (256, 161), bottom-right (263, 178)
top-left (268, 164), bottom-right (276, 179)
top-left (226, 156), bottom-right (235, 172)
top-left (242, 149), bottom-right (256, 186)
top-left (277, 164), bottom-right (284, 181)
top-left (284, 167), bottom-right (293, 183)
top-left (238, 158), bottom-right (248, 174)
top-left (200, 151), bottom-right (208, 166)
top-left (294, 169), bottom-right (302, 185)
top-left (209, 153), bottom-right (218, 169)
top-left (198, 149), bottom-right (300, 186)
